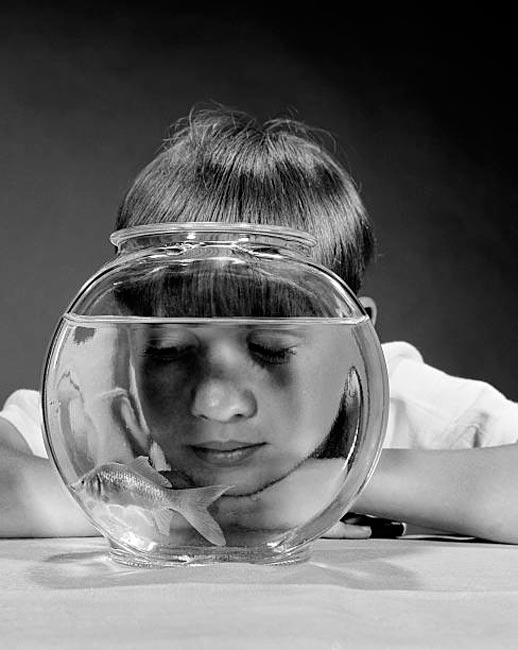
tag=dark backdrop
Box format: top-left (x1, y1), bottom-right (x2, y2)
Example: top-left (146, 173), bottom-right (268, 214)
top-left (1, 5), bottom-right (517, 402)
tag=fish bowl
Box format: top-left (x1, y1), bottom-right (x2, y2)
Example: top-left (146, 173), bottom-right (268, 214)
top-left (42, 223), bottom-right (388, 566)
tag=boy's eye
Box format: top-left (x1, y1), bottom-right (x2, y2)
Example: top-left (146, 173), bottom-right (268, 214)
top-left (144, 345), bottom-right (195, 362)
top-left (247, 329), bottom-right (304, 366)
top-left (142, 328), bottom-right (198, 363)
top-left (248, 341), bottom-right (296, 366)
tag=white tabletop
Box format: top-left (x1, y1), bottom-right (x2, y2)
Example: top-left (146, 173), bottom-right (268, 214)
top-left (1, 535), bottom-right (517, 649)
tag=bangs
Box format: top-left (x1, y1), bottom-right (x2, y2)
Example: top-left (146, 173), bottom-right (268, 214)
top-left (114, 259), bottom-right (328, 318)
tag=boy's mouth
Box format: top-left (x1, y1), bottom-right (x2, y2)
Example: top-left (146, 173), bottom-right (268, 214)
top-left (188, 441), bottom-right (266, 466)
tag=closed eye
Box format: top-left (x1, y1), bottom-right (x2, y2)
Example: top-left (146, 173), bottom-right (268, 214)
top-left (142, 326), bottom-right (198, 364)
top-left (143, 345), bottom-right (195, 363)
top-left (248, 342), bottom-right (296, 366)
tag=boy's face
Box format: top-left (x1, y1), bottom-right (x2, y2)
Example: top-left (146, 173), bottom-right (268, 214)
top-left (131, 323), bottom-right (349, 496)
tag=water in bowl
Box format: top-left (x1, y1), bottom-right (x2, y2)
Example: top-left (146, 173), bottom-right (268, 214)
top-left (42, 314), bottom-right (386, 565)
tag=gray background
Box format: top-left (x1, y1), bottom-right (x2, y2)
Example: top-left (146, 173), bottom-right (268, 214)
top-left (1, 6), bottom-right (517, 402)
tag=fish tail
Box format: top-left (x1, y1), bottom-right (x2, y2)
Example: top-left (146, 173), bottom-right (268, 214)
top-left (172, 485), bottom-right (230, 546)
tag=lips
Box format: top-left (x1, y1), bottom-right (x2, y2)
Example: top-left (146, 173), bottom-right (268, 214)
top-left (189, 441), bottom-right (266, 466)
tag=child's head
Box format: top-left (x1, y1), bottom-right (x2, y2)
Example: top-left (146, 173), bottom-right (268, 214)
top-left (110, 106), bottom-right (377, 497)
top-left (115, 105), bottom-right (374, 294)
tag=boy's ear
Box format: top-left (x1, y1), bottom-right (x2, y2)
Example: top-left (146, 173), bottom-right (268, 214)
top-left (358, 296), bottom-right (377, 325)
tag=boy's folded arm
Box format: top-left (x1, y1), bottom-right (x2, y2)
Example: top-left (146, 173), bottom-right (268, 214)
top-left (0, 418), bottom-right (98, 538)
top-left (0, 415), bottom-right (33, 455)
top-left (4, 412), bottom-right (518, 543)
top-left (353, 444), bottom-right (518, 544)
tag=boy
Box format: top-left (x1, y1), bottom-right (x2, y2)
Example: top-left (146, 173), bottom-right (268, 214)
top-left (2, 106), bottom-right (518, 542)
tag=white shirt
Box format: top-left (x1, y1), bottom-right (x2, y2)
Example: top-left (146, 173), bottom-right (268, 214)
top-left (1, 341), bottom-right (517, 458)
top-left (382, 342), bottom-right (518, 449)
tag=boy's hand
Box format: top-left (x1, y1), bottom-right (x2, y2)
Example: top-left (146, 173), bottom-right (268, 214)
top-left (323, 513), bottom-right (406, 539)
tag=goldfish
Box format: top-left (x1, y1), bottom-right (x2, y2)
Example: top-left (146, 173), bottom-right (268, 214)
top-left (70, 456), bottom-right (230, 546)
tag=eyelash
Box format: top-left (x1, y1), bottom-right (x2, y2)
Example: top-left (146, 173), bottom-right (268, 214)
top-left (144, 345), bottom-right (193, 362)
top-left (248, 342), bottom-right (296, 366)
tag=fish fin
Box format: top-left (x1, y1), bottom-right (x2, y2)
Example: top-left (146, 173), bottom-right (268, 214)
top-left (128, 456), bottom-right (172, 488)
top-left (126, 505), bottom-right (155, 527)
top-left (105, 503), bottom-right (126, 521)
top-left (154, 508), bottom-right (174, 536)
top-left (173, 485), bottom-right (231, 547)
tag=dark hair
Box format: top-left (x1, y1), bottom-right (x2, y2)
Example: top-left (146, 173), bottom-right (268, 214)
top-left (115, 259), bottom-right (330, 318)
top-left (116, 105), bottom-right (375, 293)
top-left (116, 106), bottom-right (372, 462)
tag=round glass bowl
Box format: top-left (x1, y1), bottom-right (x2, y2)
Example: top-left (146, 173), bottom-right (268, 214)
top-left (42, 223), bottom-right (388, 566)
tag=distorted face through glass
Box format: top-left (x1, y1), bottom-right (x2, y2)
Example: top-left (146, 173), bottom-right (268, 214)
top-left (130, 321), bottom-right (349, 497)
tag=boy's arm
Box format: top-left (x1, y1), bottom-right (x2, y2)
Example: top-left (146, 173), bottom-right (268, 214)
top-left (0, 417), bottom-right (98, 537)
top-left (353, 445), bottom-right (518, 544)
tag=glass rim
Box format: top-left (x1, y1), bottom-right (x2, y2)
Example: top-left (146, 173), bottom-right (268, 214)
top-left (109, 222), bottom-right (317, 249)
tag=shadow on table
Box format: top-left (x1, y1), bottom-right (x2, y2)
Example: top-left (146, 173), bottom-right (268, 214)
top-left (26, 538), bottom-right (439, 592)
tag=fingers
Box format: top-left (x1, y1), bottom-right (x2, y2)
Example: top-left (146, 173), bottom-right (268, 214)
top-left (323, 521), bottom-right (372, 539)
top-left (322, 514), bottom-right (407, 539)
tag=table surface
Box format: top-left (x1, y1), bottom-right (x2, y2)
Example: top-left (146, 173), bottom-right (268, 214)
top-left (1, 534), bottom-right (517, 649)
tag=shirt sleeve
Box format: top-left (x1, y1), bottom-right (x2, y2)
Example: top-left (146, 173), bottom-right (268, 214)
top-left (382, 341), bottom-right (518, 449)
top-left (0, 389), bottom-right (48, 458)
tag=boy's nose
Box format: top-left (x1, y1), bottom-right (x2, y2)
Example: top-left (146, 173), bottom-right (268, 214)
top-left (191, 379), bottom-right (256, 422)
